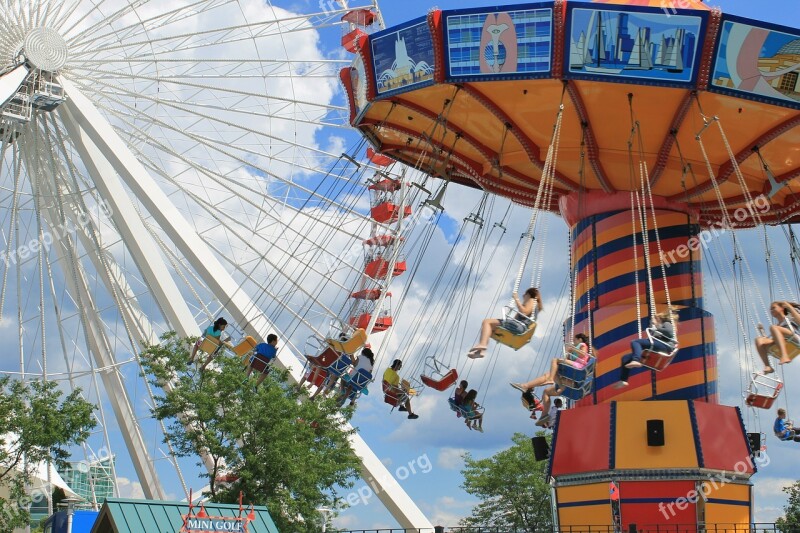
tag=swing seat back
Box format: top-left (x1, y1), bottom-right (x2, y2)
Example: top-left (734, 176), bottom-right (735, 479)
top-left (326, 328), bottom-right (367, 355)
top-left (561, 376), bottom-right (593, 401)
top-left (448, 398), bottom-right (466, 418)
top-left (746, 393), bottom-right (780, 409)
top-left (326, 354), bottom-right (353, 377)
top-left (306, 365), bottom-right (328, 387)
top-left (346, 369), bottom-right (373, 392)
top-left (233, 336), bottom-right (257, 357)
top-left (555, 357), bottom-right (595, 389)
top-left (767, 335), bottom-right (800, 361)
top-left (248, 356), bottom-right (271, 374)
top-left (199, 336), bottom-right (222, 355)
top-left (421, 368), bottom-right (458, 391)
top-left (305, 347), bottom-right (339, 368)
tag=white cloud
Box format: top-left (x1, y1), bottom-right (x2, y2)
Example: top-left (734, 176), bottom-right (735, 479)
top-left (116, 477), bottom-right (145, 499)
top-left (437, 448), bottom-right (467, 470)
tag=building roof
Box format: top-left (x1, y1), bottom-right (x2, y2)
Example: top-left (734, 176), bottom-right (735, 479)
top-left (90, 498), bottom-right (279, 533)
top-left (777, 39), bottom-right (800, 56)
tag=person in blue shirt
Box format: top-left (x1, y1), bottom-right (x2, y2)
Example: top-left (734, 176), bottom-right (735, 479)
top-left (774, 408), bottom-right (800, 442)
top-left (190, 317), bottom-right (229, 365)
top-left (246, 334), bottom-right (278, 385)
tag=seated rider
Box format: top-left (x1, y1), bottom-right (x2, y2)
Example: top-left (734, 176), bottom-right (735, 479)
top-left (453, 380), bottom-right (468, 406)
top-left (774, 408), bottom-right (800, 442)
top-left (614, 311), bottom-right (677, 389)
top-left (510, 333), bottom-right (591, 393)
top-left (190, 317), bottom-right (228, 364)
top-left (338, 347), bottom-right (375, 406)
top-left (383, 359), bottom-right (419, 420)
top-left (462, 389), bottom-right (484, 433)
top-left (755, 301), bottom-right (800, 374)
top-left (246, 334), bottom-right (278, 386)
top-left (468, 288), bottom-right (543, 359)
top-left (536, 384), bottom-right (565, 428)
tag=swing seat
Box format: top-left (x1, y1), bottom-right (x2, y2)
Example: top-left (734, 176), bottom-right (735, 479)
top-left (248, 355), bottom-right (271, 374)
top-left (233, 336), bottom-right (257, 357)
top-left (198, 336), bottom-right (222, 355)
top-left (325, 354), bottom-right (353, 377)
top-left (448, 397), bottom-right (466, 417)
top-left (326, 328), bottom-right (367, 355)
top-left (491, 308), bottom-right (537, 350)
top-left (767, 335), bottom-right (800, 361)
top-left (305, 347), bottom-right (339, 368)
top-left (555, 357), bottom-right (596, 390)
top-left (421, 369), bottom-right (458, 391)
top-left (560, 376), bottom-right (594, 401)
top-left (521, 390), bottom-right (543, 413)
top-left (340, 369), bottom-right (373, 403)
top-left (744, 372), bottom-right (783, 410)
top-left (639, 328), bottom-right (679, 371)
top-left (306, 365), bottom-right (328, 388)
top-left (382, 380), bottom-right (409, 409)
top-left (419, 355), bottom-right (458, 391)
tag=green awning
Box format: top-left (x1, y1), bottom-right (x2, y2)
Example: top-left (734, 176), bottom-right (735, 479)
top-left (90, 498), bottom-right (279, 533)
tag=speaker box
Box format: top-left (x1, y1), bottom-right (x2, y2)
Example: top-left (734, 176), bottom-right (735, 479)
top-left (747, 432), bottom-right (761, 453)
top-left (647, 419), bottom-right (665, 446)
top-left (531, 436), bottom-right (550, 461)
top-left (628, 524), bottom-right (637, 533)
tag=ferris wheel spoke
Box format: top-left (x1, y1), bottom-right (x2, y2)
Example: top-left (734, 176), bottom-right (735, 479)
top-left (64, 0), bottom-right (236, 50)
top-left (71, 58), bottom-right (347, 78)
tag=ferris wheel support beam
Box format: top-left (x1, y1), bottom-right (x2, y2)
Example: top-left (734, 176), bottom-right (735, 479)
top-left (37, 199), bottom-right (166, 500)
top-left (58, 78), bottom-right (434, 530)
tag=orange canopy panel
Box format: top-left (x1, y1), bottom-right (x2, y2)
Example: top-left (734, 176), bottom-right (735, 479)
top-left (347, 0), bottom-right (800, 226)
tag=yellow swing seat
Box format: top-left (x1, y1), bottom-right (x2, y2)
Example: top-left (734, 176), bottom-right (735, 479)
top-left (233, 336), bottom-right (257, 358)
top-left (326, 328), bottom-right (368, 355)
top-left (767, 334), bottom-right (800, 361)
top-left (491, 306), bottom-right (536, 350)
top-left (198, 336), bottom-right (222, 355)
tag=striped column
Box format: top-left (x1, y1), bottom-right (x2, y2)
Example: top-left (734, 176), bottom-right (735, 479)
top-left (560, 192), bottom-right (717, 404)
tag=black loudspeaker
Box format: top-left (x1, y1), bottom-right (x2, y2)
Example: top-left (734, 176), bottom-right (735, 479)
top-left (531, 436), bottom-right (550, 461)
top-left (647, 419), bottom-right (665, 446)
top-left (747, 432), bottom-right (761, 453)
top-left (628, 524), bottom-right (637, 533)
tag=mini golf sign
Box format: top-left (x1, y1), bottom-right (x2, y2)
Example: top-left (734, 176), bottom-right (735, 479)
top-left (180, 491), bottom-right (254, 533)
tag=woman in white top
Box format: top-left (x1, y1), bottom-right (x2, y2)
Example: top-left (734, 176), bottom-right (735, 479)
top-left (339, 348), bottom-right (375, 406)
top-left (756, 301), bottom-right (800, 373)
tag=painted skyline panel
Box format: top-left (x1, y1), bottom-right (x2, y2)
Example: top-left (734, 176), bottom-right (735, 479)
top-left (444, 5), bottom-right (553, 81)
top-left (567, 6), bottom-right (704, 85)
top-left (371, 18), bottom-right (435, 97)
top-left (710, 18), bottom-right (800, 109)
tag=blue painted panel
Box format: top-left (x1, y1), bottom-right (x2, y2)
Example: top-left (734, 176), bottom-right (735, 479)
top-left (709, 14), bottom-right (800, 110)
top-left (564, 2), bottom-right (708, 88)
top-left (371, 17), bottom-right (435, 99)
top-left (442, 3), bottom-right (554, 82)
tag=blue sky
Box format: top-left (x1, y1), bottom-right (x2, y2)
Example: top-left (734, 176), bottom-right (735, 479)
top-left (325, 0), bottom-right (800, 529)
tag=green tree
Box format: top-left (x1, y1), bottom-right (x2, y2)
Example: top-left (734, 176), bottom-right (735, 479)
top-left (140, 333), bottom-right (361, 533)
top-left (0, 376), bottom-right (96, 531)
top-left (776, 481), bottom-right (800, 532)
top-left (459, 432), bottom-right (553, 531)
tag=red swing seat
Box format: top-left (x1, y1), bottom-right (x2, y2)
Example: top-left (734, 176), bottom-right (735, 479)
top-left (382, 380), bottom-right (408, 408)
top-left (420, 356), bottom-right (458, 391)
top-left (744, 372), bottom-right (783, 409)
top-left (639, 328), bottom-right (679, 371)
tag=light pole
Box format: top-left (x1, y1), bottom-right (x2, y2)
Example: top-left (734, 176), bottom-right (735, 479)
top-left (316, 506), bottom-right (332, 533)
top-left (59, 497), bottom-right (81, 533)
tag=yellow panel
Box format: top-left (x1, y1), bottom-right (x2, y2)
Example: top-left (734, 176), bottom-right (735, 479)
top-left (558, 505), bottom-right (613, 528)
top-left (702, 482), bottom-right (750, 501)
top-left (706, 504), bottom-right (750, 527)
top-left (557, 483), bottom-right (610, 503)
top-left (615, 401), bottom-right (698, 469)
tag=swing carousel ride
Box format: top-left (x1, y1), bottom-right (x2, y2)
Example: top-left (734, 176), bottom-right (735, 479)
top-left (342, 0), bottom-right (800, 528)
top-left (1, 0), bottom-right (799, 529)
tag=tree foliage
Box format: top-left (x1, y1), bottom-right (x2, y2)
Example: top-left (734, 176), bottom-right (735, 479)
top-left (0, 376), bottom-right (96, 530)
top-left (459, 432), bottom-right (553, 531)
top-left (140, 333), bottom-right (361, 532)
top-left (776, 481), bottom-right (800, 532)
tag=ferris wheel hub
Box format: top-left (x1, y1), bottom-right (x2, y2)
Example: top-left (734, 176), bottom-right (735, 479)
top-left (23, 28), bottom-right (67, 72)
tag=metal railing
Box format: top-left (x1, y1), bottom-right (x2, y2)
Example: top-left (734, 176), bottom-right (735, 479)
top-left (338, 525), bottom-right (796, 533)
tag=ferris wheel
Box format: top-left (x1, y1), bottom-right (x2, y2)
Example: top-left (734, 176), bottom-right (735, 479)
top-left (0, 0), bottom-right (431, 528)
